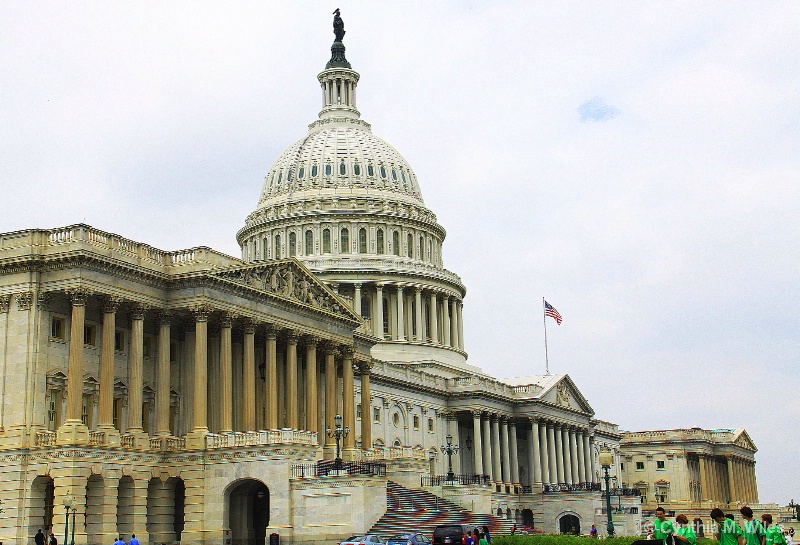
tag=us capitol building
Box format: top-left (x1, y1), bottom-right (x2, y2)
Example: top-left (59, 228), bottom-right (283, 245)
top-left (0, 16), bottom-right (764, 545)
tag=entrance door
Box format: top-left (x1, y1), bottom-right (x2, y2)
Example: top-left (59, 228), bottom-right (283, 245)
top-left (559, 514), bottom-right (580, 535)
top-left (227, 480), bottom-right (270, 545)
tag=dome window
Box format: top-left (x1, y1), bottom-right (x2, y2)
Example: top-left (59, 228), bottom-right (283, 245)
top-left (340, 228), bottom-right (350, 254)
top-left (391, 168), bottom-right (398, 181)
top-left (380, 166), bottom-right (387, 179)
top-left (311, 164), bottom-right (318, 177)
top-left (367, 164), bottom-right (375, 177)
top-left (274, 234), bottom-right (281, 259)
top-left (360, 296), bottom-right (371, 320)
top-left (322, 228), bottom-right (331, 253)
top-left (392, 231), bottom-right (400, 256)
top-left (325, 163), bottom-right (332, 176)
top-left (287, 169), bottom-right (293, 181)
top-left (305, 230), bottom-right (313, 255)
top-left (358, 228), bottom-right (367, 254)
top-left (376, 229), bottom-right (384, 254)
top-left (339, 161), bottom-right (346, 175)
top-left (401, 170), bottom-right (407, 183)
top-left (353, 163), bottom-right (361, 176)
top-left (298, 166), bottom-right (305, 179)
top-left (276, 171), bottom-right (282, 185)
top-left (289, 232), bottom-right (297, 257)
top-left (419, 236), bottom-right (424, 259)
top-left (407, 234), bottom-right (413, 258)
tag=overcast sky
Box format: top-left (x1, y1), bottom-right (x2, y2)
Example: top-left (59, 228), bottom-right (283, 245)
top-left (2, 2), bottom-right (798, 504)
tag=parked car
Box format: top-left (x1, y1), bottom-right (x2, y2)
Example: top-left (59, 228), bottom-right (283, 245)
top-left (433, 525), bottom-right (474, 545)
top-left (340, 535), bottom-right (386, 545)
top-left (386, 533), bottom-right (431, 545)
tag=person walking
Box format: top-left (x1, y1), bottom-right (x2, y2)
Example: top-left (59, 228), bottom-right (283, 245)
top-left (35, 529), bottom-right (46, 545)
top-left (675, 514), bottom-right (697, 545)
top-left (113, 536), bottom-right (126, 545)
top-left (48, 533), bottom-right (57, 545)
top-left (711, 508), bottom-right (744, 545)
top-left (129, 535), bottom-right (140, 545)
top-left (761, 514), bottom-right (786, 545)
top-left (741, 507), bottom-right (766, 545)
top-left (482, 526), bottom-right (491, 544)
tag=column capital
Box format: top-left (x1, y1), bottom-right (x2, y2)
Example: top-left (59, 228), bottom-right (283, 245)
top-left (100, 295), bottom-right (123, 314)
top-left (243, 319), bottom-right (256, 334)
top-left (353, 282), bottom-right (362, 289)
top-left (190, 304), bottom-right (214, 322)
top-left (414, 285), bottom-right (423, 293)
top-left (529, 416), bottom-right (540, 424)
top-left (304, 335), bottom-right (320, 348)
top-left (265, 323), bottom-right (278, 340)
top-left (219, 312), bottom-right (237, 328)
top-left (66, 287), bottom-right (92, 306)
top-left (322, 341), bottom-right (338, 356)
top-left (286, 330), bottom-right (299, 344)
top-left (508, 419), bottom-right (518, 429)
top-left (470, 410), bottom-right (483, 418)
top-left (340, 344), bottom-right (355, 359)
top-left (37, 292), bottom-right (53, 310)
top-left (356, 360), bottom-right (372, 375)
top-left (130, 304), bottom-right (150, 321)
top-left (0, 295), bottom-right (10, 314)
top-left (156, 310), bottom-right (174, 327)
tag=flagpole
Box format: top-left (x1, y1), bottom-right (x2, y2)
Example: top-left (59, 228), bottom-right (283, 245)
top-left (543, 297), bottom-right (550, 375)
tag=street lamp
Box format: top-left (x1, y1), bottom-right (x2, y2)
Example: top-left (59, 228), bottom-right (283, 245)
top-left (599, 449), bottom-right (615, 537)
top-left (62, 493), bottom-right (74, 545)
top-left (326, 414), bottom-right (349, 470)
top-left (789, 499), bottom-right (799, 521)
top-left (440, 434), bottom-right (460, 483)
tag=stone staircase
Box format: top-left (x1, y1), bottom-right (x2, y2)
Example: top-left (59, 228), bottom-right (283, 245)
top-left (366, 481), bottom-right (516, 538)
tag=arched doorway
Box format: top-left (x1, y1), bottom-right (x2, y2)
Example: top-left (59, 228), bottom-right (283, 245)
top-left (559, 514), bottom-right (580, 535)
top-left (86, 474), bottom-right (104, 545)
top-left (522, 509), bottom-right (534, 528)
top-left (146, 477), bottom-right (185, 544)
top-left (28, 476), bottom-right (55, 538)
top-left (117, 476), bottom-right (135, 537)
top-left (225, 479), bottom-right (270, 545)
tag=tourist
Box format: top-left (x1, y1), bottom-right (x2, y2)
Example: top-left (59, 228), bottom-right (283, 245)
top-left (482, 526), bottom-right (491, 544)
top-left (472, 529), bottom-right (480, 545)
top-left (465, 530), bottom-right (475, 545)
top-left (34, 529), bottom-right (45, 545)
top-left (675, 514), bottom-right (697, 545)
top-left (113, 536), bottom-right (125, 545)
top-left (590, 524), bottom-right (598, 538)
top-left (762, 514), bottom-right (786, 545)
top-left (711, 508), bottom-right (744, 545)
top-left (510, 524), bottom-right (516, 535)
top-left (741, 507), bottom-right (766, 545)
top-left (478, 533), bottom-right (489, 545)
top-left (785, 530), bottom-right (793, 545)
top-left (48, 533), bottom-right (57, 545)
top-left (655, 507), bottom-right (675, 542)
top-left (129, 535), bottom-right (140, 545)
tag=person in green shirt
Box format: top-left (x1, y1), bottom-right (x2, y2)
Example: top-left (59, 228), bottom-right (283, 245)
top-left (675, 514), bottom-right (697, 545)
top-left (741, 507), bottom-right (766, 545)
top-left (761, 514), bottom-right (786, 545)
top-left (478, 533), bottom-right (489, 545)
top-left (711, 508), bottom-right (744, 545)
top-left (655, 507), bottom-right (676, 543)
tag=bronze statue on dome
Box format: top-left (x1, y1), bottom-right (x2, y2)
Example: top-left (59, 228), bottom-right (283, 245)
top-left (333, 8), bottom-right (345, 42)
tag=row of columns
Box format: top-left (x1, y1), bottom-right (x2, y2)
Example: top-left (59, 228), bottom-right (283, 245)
top-left (56, 290), bottom-right (373, 457)
top-left (348, 282), bottom-right (464, 350)
top-left (700, 454), bottom-right (758, 503)
top-left (468, 412), bottom-right (597, 489)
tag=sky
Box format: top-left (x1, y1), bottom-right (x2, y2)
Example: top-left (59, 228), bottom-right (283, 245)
top-left (1, 2), bottom-right (798, 504)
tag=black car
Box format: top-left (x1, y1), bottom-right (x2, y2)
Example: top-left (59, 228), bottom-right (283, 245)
top-left (433, 525), bottom-right (474, 545)
top-left (386, 534), bottom-right (431, 545)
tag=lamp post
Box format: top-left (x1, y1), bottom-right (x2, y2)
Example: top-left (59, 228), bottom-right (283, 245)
top-left (440, 433), bottom-right (460, 483)
top-left (62, 493), bottom-right (74, 545)
top-left (599, 449), bottom-right (615, 537)
top-left (789, 499), bottom-right (799, 521)
top-left (326, 414), bottom-right (349, 470)
top-left (70, 504), bottom-right (76, 545)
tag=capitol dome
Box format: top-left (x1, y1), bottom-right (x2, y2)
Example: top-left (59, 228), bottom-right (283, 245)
top-left (237, 36), bottom-right (473, 373)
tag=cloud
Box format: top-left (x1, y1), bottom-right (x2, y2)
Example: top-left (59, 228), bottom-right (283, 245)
top-left (577, 96), bottom-right (621, 122)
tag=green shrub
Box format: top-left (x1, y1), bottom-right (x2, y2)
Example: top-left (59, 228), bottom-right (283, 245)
top-left (494, 536), bottom-right (648, 545)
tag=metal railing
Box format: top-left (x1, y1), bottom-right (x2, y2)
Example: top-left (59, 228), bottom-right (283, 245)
top-left (291, 460), bottom-right (387, 478)
top-left (543, 482), bottom-right (601, 493)
top-left (602, 487), bottom-right (642, 497)
top-left (420, 474), bottom-right (492, 487)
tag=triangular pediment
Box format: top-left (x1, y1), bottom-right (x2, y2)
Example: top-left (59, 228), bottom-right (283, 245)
top-left (732, 429), bottom-right (757, 452)
top-left (540, 375), bottom-right (594, 415)
top-left (211, 258), bottom-right (361, 323)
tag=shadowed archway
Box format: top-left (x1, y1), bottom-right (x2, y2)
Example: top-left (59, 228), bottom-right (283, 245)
top-left (225, 479), bottom-right (270, 545)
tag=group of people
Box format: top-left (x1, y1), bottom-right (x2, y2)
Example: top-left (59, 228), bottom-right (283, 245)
top-left (465, 526), bottom-right (492, 545)
top-left (33, 530), bottom-right (141, 545)
top-left (647, 506), bottom-right (792, 545)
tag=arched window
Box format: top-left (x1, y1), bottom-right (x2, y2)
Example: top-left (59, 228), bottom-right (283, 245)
top-left (361, 296), bottom-right (371, 319)
top-left (393, 231), bottom-right (400, 256)
top-left (419, 236), bottom-right (424, 260)
top-left (383, 298), bottom-right (390, 336)
top-left (354, 163), bottom-right (361, 176)
top-left (274, 234), bottom-right (281, 259)
top-left (325, 163), bottom-right (332, 176)
top-left (288, 232), bottom-right (296, 257)
top-left (277, 171), bottom-right (282, 184)
top-left (407, 234), bottom-right (413, 258)
top-left (322, 228), bottom-right (331, 253)
top-left (376, 229), bottom-right (384, 254)
top-left (358, 228), bottom-right (367, 254)
top-left (368, 163), bottom-right (374, 177)
top-left (311, 164), bottom-right (318, 177)
top-left (305, 230), bottom-right (313, 255)
top-left (263, 237), bottom-right (268, 259)
top-left (428, 240), bottom-right (432, 263)
top-left (298, 166), bottom-right (305, 179)
top-left (411, 299), bottom-right (417, 337)
top-left (380, 165), bottom-right (387, 179)
top-left (340, 228), bottom-right (349, 254)
top-left (339, 161), bottom-right (346, 175)
top-left (391, 168), bottom-right (397, 181)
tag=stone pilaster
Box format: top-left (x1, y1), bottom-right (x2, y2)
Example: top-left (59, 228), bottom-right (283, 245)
top-left (242, 320), bottom-right (256, 431)
top-left (471, 410), bottom-right (484, 476)
top-left (286, 331), bottom-right (299, 429)
top-left (265, 325), bottom-right (278, 429)
top-left (500, 417), bottom-right (511, 485)
top-left (429, 292), bottom-right (439, 344)
top-left (155, 311), bottom-right (172, 436)
top-left (57, 287), bottom-right (91, 445)
top-left (341, 346), bottom-right (356, 458)
top-left (323, 344), bottom-right (337, 459)
top-left (97, 296), bottom-right (121, 441)
top-left (187, 305), bottom-right (211, 449)
top-left (509, 419), bottom-right (520, 486)
top-left (218, 313), bottom-right (233, 433)
top-left (358, 360), bottom-right (372, 449)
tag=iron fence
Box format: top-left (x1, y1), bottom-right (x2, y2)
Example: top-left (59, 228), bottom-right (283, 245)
top-left (420, 474), bottom-right (492, 487)
top-left (543, 482), bottom-right (601, 493)
top-left (290, 460), bottom-right (386, 478)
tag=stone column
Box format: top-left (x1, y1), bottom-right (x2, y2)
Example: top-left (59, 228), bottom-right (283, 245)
top-left (726, 455), bottom-right (737, 503)
top-left (354, 283), bottom-right (362, 317)
top-left (554, 424), bottom-right (565, 483)
top-left (97, 297), bottom-right (120, 432)
top-left (430, 292), bottom-right (439, 344)
top-left (589, 434), bottom-right (597, 483)
top-left (562, 426), bottom-right (574, 484)
top-left (529, 419), bottom-right (542, 485)
top-left (576, 430), bottom-right (587, 483)
top-left (449, 412), bottom-right (462, 474)
top-left (481, 414), bottom-right (493, 481)
top-left (582, 433), bottom-right (592, 483)
top-left (751, 462), bottom-right (759, 502)
top-left (450, 298), bottom-right (459, 349)
top-left (286, 331), bottom-right (299, 429)
top-left (187, 306), bottom-right (210, 447)
top-left (359, 361), bottom-right (372, 449)
top-left (127, 307), bottom-right (145, 434)
top-left (265, 326), bottom-right (278, 429)
top-left (305, 337), bottom-right (318, 433)
top-left (699, 455), bottom-right (709, 500)
top-left (539, 421), bottom-right (551, 484)
top-left (323, 345), bottom-right (337, 459)
top-left (58, 288), bottom-right (91, 444)
top-left (569, 428), bottom-right (580, 484)
top-left (414, 287), bottom-right (423, 341)
top-left (491, 415), bottom-right (502, 485)
top-left (218, 314), bottom-right (233, 434)
top-left (374, 284), bottom-right (384, 338)
top-left (442, 296), bottom-right (451, 346)
top-left (546, 423), bottom-right (558, 484)
top-left (342, 347), bottom-right (356, 458)
top-left (509, 420), bottom-right (520, 486)
top-left (500, 417), bottom-right (511, 485)
top-left (156, 312), bottom-right (172, 436)
top-left (457, 301), bottom-right (465, 351)
top-left (471, 411), bottom-right (484, 476)
top-left (395, 286), bottom-right (405, 340)
top-left (242, 321), bottom-right (256, 431)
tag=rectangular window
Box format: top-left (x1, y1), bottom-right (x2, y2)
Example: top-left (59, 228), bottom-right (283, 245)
top-left (620, 462), bottom-right (625, 471)
top-left (170, 340), bottom-right (178, 363)
top-left (47, 391), bottom-right (62, 431)
top-left (356, 404), bottom-right (362, 420)
top-left (51, 316), bottom-right (66, 340)
top-left (657, 460), bottom-right (666, 470)
top-left (81, 394), bottom-right (92, 426)
top-left (373, 407), bottom-right (380, 423)
top-left (142, 403), bottom-right (151, 433)
top-left (84, 324), bottom-right (97, 346)
top-left (428, 418), bottom-right (434, 432)
top-left (143, 336), bottom-right (153, 358)
top-left (114, 330), bottom-right (125, 352)
top-left (413, 415), bottom-right (420, 430)
top-left (636, 461), bottom-right (645, 470)
top-left (113, 398), bottom-right (122, 430)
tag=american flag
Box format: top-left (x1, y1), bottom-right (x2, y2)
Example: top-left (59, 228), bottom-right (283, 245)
top-left (544, 301), bottom-right (562, 325)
